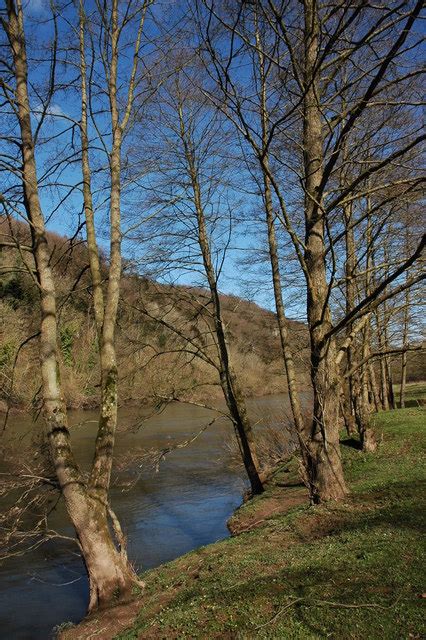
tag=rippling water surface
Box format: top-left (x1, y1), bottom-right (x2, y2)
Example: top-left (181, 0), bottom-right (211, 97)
top-left (0, 393), bottom-right (305, 639)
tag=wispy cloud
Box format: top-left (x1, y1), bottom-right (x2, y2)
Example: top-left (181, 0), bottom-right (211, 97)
top-left (32, 103), bottom-right (67, 122)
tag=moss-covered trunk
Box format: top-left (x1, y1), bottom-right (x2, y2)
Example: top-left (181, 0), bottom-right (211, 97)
top-left (75, 500), bottom-right (136, 611)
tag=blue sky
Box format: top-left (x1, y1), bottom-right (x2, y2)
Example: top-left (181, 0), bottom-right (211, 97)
top-left (12, 0), bottom-right (306, 317)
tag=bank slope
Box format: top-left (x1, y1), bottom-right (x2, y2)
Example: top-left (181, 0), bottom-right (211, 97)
top-left (60, 407), bottom-right (425, 640)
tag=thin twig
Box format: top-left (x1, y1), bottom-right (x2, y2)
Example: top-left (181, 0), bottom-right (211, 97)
top-left (255, 594), bottom-right (403, 629)
top-left (255, 598), bottom-right (304, 629)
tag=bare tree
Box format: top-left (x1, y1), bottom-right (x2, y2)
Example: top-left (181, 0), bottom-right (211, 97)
top-left (129, 55), bottom-right (265, 494)
top-left (251, 9), bottom-right (309, 469)
top-left (194, 0), bottom-right (425, 501)
top-left (0, 0), bottom-right (153, 611)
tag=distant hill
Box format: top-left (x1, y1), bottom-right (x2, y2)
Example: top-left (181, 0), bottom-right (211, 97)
top-left (2, 222), bottom-right (422, 412)
top-left (0, 222), bottom-right (310, 411)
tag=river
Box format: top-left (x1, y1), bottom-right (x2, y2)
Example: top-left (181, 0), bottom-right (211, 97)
top-left (0, 393), bottom-right (305, 639)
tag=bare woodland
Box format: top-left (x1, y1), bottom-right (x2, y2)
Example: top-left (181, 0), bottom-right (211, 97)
top-left (0, 0), bottom-right (424, 618)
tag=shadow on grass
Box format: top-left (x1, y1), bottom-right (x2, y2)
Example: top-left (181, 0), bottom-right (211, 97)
top-left (207, 489), bottom-right (424, 634)
top-left (189, 547), bottom-right (423, 639)
top-left (395, 399), bottom-right (425, 409)
top-left (341, 437), bottom-right (362, 450)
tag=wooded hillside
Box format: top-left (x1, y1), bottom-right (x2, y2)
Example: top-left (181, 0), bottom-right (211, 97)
top-left (0, 223), bottom-right (310, 410)
top-left (2, 224), bottom-right (423, 413)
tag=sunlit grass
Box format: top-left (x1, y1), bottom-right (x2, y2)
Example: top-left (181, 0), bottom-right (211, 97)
top-left (115, 402), bottom-right (425, 640)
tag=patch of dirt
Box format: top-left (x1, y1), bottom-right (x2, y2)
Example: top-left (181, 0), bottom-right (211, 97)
top-left (59, 558), bottom-right (208, 640)
top-left (289, 493), bottom-right (386, 543)
top-left (58, 598), bottom-right (142, 640)
top-left (228, 485), bottom-right (307, 535)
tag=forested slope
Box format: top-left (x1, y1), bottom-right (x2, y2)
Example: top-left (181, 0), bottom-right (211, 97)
top-left (0, 225), bottom-right (310, 410)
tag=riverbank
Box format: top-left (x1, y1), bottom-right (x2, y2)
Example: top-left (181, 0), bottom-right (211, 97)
top-left (59, 403), bottom-right (425, 639)
top-left (3, 379), bottom-right (423, 417)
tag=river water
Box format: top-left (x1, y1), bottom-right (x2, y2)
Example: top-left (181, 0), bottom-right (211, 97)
top-left (0, 394), bottom-right (304, 639)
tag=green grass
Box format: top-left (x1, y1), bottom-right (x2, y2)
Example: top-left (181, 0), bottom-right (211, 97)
top-left (394, 381), bottom-right (426, 407)
top-left (114, 406), bottom-right (425, 639)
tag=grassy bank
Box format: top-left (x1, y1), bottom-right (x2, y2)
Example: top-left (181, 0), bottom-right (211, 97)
top-left (394, 381), bottom-right (426, 407)
top-left (61, 406), bottom-right (425, 639)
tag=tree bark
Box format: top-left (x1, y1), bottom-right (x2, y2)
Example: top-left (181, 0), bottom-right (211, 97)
top-left (344, 203), bottom-right (361, 431)
top-left (364, 209), bottom-right (381, 414)
top-left (79, 1), bottom-right (104, 337)
top-left (87, 0), bottom-right (123, 503)
top-left (359, 321), bottom-right (377, 451)
top-left (340, 385), bottom-right (357, 437)
top-left (302, 0), bottom-right (347, 502)
top-left (254, 20), bottom-right (309, 468)
top-left (74, 499), bottom-right (135, 611)
top-left (367, 355), bottom-right (381, 412)
top-left (376, 308), bottom-right (390, 411)
top-left (344, 202), bottom-right (376, 452)
top-left (400, 287), bottom-right (409, 408)
top-left (386, 357), bottom-right (395, 410)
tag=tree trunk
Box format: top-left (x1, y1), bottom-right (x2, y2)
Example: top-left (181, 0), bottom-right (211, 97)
top-left (376, 309), bottom-right (390, 411)
top-left (254, 22), bottom-right (308, 468)
top-left (4, 0), bottom-right (137, 612)
top-left (354, 379), bottom-right (376, 452)
top-left (177, 106), bottom-right (264, 495)
top-left (400, 350), bottom-right (408, 409)
top-left (266, 208), bottom-right (307, 452)
top-left (88, 135), bottom-right (123, 501)
top-left (75, 501), bottom-right (135, 612)
top-left (400, 254), bottom-right (410, 408)
top-left (79, 1), bottom-right (122, 504)
top-left (380, 354), bottom-right (389, 410)
top-left (344, 203), bottom-right (362, 434)
top-left (309, 340), bottom-right (348, 502)
top-left (79, 1), bottom-right (104, 336)
top-left (340, 385), bottom-right (357, 437)
top-left (386, 359), bottom-right (395, 410)
top-left (209, 273), bottom-right (264, 495)
top-left (368, 359), bottom-right (381, 412)
top-left (302, 0), bottom-right (347, 502)
top-left (219, 362), bottom-right (264, 495)
top-left (359, 321), bottom-right (377, 452)
top-left (88, 0), bottom-right (123, 502)
top-left (343, 202), bottom-right (376, 452)
top-left (364, 205), bottom-right (380, 414)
